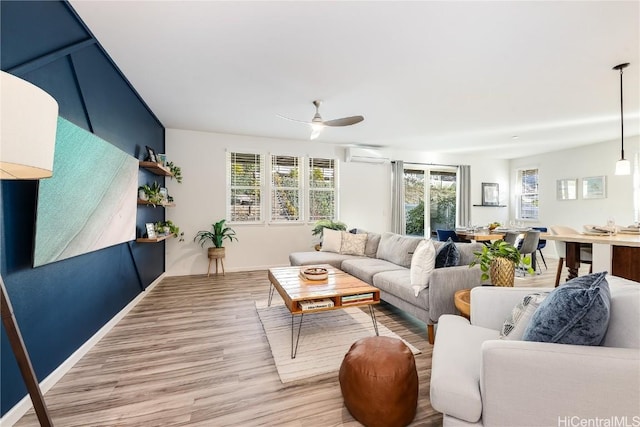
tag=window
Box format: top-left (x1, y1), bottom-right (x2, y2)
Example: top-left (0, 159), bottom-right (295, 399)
top-left (404, 168), bottom-right (425, 236)
top-left (228, 152), bottom-right (263, 222)
top-left (227, 153), bottom-right (338, 224)
top-left (517, 168), bottom-right (539, 220)
top-left (308, 157), bottom-right (337, 221)
top-left (271, 155), bottom-right (301, 221)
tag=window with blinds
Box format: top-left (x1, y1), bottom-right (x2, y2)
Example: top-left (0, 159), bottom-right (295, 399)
top-left (271, 155), bottom-right (301, 221)
top-left (518, 168), bottom-right (539, 220)
top-left (228, 152), bottom-right (263, 222)
top-left (308, 157), bottom-right (337, 221)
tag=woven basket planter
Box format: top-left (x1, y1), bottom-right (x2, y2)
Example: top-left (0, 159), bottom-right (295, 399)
top-left (490, 257), bottom-right (515, 287)
top-left (208, 247), bottom-right (225, 259)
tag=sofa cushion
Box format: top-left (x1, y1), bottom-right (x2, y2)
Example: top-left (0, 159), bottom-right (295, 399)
top-left (433, 241), bottom-right (484, 266)
top-left (435, 238), bottom-right (460, 268)
top-left (340, 231), bottom-right (367, 256)
top-left (363, 231), bottom-right (382, 258)
top-left (373, 269), bottom-right (429, 308)
top-left (522, 272), bottom-right (611, 345)
top-left (430, 315), bottom-right (500, 423)
top-left (341, 258), bottom-right (405, 284)
top-left (321, 228), bottom-right (342, 253)
top-left (376, 232), bottom-right (422, 268)
top-left (289, 251), bottom-right (365, 269)
top-left (500, 292), bottom-right (550, 340)
top-left (410, 239), bottom-right (436, 296)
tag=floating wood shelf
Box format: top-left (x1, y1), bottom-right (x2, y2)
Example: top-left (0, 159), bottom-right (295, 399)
top-left (137, 199), bottom-right (175, 207)
top-left (139, 161), bottom-right (173, 177)
top-left (473, 204), bottom-right (507, 207)
top-left (136, 233), bottom-right (175, 243)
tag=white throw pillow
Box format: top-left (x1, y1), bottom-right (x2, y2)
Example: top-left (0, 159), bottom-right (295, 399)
top-left (410, 239), bottom-right (436, 297)
top-left (320, 228), bottom-right (342, 253)
top-left (340, 231), bottom-right (367, 256)
top-left (500, 292), bottom-right (550, 340)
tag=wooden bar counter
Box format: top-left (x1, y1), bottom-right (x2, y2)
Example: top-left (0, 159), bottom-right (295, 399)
top-left (544, 232), bottom-right (640, 282)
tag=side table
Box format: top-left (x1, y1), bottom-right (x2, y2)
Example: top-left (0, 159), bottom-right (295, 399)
top-left (454, 289), bottom-right (471, 320)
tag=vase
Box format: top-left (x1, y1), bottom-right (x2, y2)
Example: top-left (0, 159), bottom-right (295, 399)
top-left (490, 258), bottom-right (515, 287)
top-left (138, 189), bottom-right (148, 201)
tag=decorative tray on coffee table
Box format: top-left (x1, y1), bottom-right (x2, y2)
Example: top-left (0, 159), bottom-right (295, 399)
top-left (300, 267), bottom-right (328, 281)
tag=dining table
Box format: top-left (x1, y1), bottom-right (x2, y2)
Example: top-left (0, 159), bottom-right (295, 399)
top-left (454, 230), bottom-right (505, 242)
top-left (544, 232), bottom-right (640, 283)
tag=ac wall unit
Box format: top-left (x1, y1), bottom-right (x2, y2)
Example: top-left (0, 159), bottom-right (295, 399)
top-left (345, 147), bottom-right (390, 164)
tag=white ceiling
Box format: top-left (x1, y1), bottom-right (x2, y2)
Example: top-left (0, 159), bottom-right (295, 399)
top-left (69, 1), bottom-right (640, 159)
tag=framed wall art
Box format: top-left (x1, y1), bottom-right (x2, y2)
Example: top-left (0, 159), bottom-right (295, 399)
top-left (556, 178), bottom-right (578, 200)
top-left (582, 176), bottom-right (606, 199)
top-left (481, 183), bottom-right (500, 206)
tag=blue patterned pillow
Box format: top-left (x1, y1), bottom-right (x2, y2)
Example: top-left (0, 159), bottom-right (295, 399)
top-left (435, 238), bottom-right (460, 268)
top-left (522, 272), bottom-right (610, 345)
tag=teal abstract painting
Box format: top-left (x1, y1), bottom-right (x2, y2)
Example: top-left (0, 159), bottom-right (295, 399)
top-left (33, 117), bottom-right (138, 267)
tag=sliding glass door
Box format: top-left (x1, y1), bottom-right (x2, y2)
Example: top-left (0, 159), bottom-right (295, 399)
top-left (403, 166), bottom-right (457, 238)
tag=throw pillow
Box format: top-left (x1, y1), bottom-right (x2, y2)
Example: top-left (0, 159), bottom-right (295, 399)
top-left (320, 228), bottom-right (342, 253)
top-left (500, 292), bottom-right (550, 340)
top-left (522, 272), bottom-right (611, 346)
top-left (340, 231), bottom-right (367, 256)
top-left (410, 240), bottom-right (436, 297)
top-left (434, 238), bottom-right (460, 268)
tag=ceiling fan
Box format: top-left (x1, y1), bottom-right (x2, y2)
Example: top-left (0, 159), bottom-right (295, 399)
top-left (278, 100), bottom-right (364, 140)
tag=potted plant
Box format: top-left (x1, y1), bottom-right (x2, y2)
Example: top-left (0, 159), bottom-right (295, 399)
top-left (469, 240), bottom-right (533, 286)
top-left (311, 219), bottom-right (347, 250)
top-left (154, 220), bottom-right (184, 241)
top-left (194, 219), bottom-right (238, 260)
top-left (139, 182), bottom-right (165, 207)
top-left (166, 161), bottom-right (183, 183)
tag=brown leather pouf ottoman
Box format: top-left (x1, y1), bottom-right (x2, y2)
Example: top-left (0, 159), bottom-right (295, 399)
top-left (339, 336), bottom-right (418, 427)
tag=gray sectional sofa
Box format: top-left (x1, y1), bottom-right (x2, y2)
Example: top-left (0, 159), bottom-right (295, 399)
top-left (289, 231), bottom-right (485, 343)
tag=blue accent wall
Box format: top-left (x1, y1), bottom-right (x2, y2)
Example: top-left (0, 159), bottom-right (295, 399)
top-left (1, 1), bottom-right (166, 415)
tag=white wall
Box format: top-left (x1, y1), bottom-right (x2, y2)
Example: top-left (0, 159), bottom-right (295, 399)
top-left (164, 129), bottom-right (510, 274)
top-left (509, 136), bottom-right (639, 230)
top-left (509, 136), bottom-right (639, 260)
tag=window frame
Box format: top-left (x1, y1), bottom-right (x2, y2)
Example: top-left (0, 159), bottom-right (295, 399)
top-left (227, 151), bottom-right (265, 224)
top-left (269, 154), bottom-right (303, 223)
top-left (516, 167), bottom-right (539, 221)
top-left (307, 157), bottom-right (339, 223)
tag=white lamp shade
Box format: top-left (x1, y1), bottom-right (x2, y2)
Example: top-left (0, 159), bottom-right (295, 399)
top-left (615, 158), bottom-right (631, 176)
top-left (1, 71), bottom-right (59, 179)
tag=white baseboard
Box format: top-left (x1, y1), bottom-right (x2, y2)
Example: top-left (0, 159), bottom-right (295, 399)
top-left (0, 273), bottom-right (166, 427)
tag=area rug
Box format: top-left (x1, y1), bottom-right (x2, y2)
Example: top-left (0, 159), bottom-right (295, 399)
top-left (255, 298), bottom-right (421, 383)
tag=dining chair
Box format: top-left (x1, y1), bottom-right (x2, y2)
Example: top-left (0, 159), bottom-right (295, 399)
top-left (436, 229), bottom-right (459, 242)
top-left (502, 231), bottom-right (521, 246)
top-left (549, 225), bottom-right (593, 286)
top-left (517, 230), bottom-right (540, 275)
top-left (532, 226), bottom-right (548, 269)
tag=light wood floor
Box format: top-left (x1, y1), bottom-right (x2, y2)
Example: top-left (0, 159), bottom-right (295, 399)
top-left (14, 258), bottom-right (584, 426)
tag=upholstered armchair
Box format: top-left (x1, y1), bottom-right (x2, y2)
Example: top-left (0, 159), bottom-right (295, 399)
top-left (430, 276), bottom-right (640, 426)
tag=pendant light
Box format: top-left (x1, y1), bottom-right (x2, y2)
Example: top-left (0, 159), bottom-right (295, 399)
top-left (613, 63), bottom-right (631, 176)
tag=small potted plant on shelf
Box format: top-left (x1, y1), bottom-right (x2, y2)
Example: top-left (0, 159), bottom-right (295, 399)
top-left (194, 219), bottom-right (238, 261)
top-left (311, 219), bottom-right (347, 250)
top-left (154, 220), bottom-right (184, 241)
top-left (139, 182), bottom-right (165, 207)
top-left (469, 240), bottom-right (533, 286)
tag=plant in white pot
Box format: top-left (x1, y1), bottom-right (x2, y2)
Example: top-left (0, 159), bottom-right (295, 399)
top-left (194, 219), bottom-right (238, 262)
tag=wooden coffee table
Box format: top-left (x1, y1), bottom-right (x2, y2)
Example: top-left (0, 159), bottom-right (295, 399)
top-left (267, 265), bottom-right (381, 358)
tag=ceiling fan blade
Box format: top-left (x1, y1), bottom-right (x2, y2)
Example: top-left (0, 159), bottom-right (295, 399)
top-left (276, 114), bottom-right (311, 125)
top-left (323, 116), bottom-right (364, 127)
